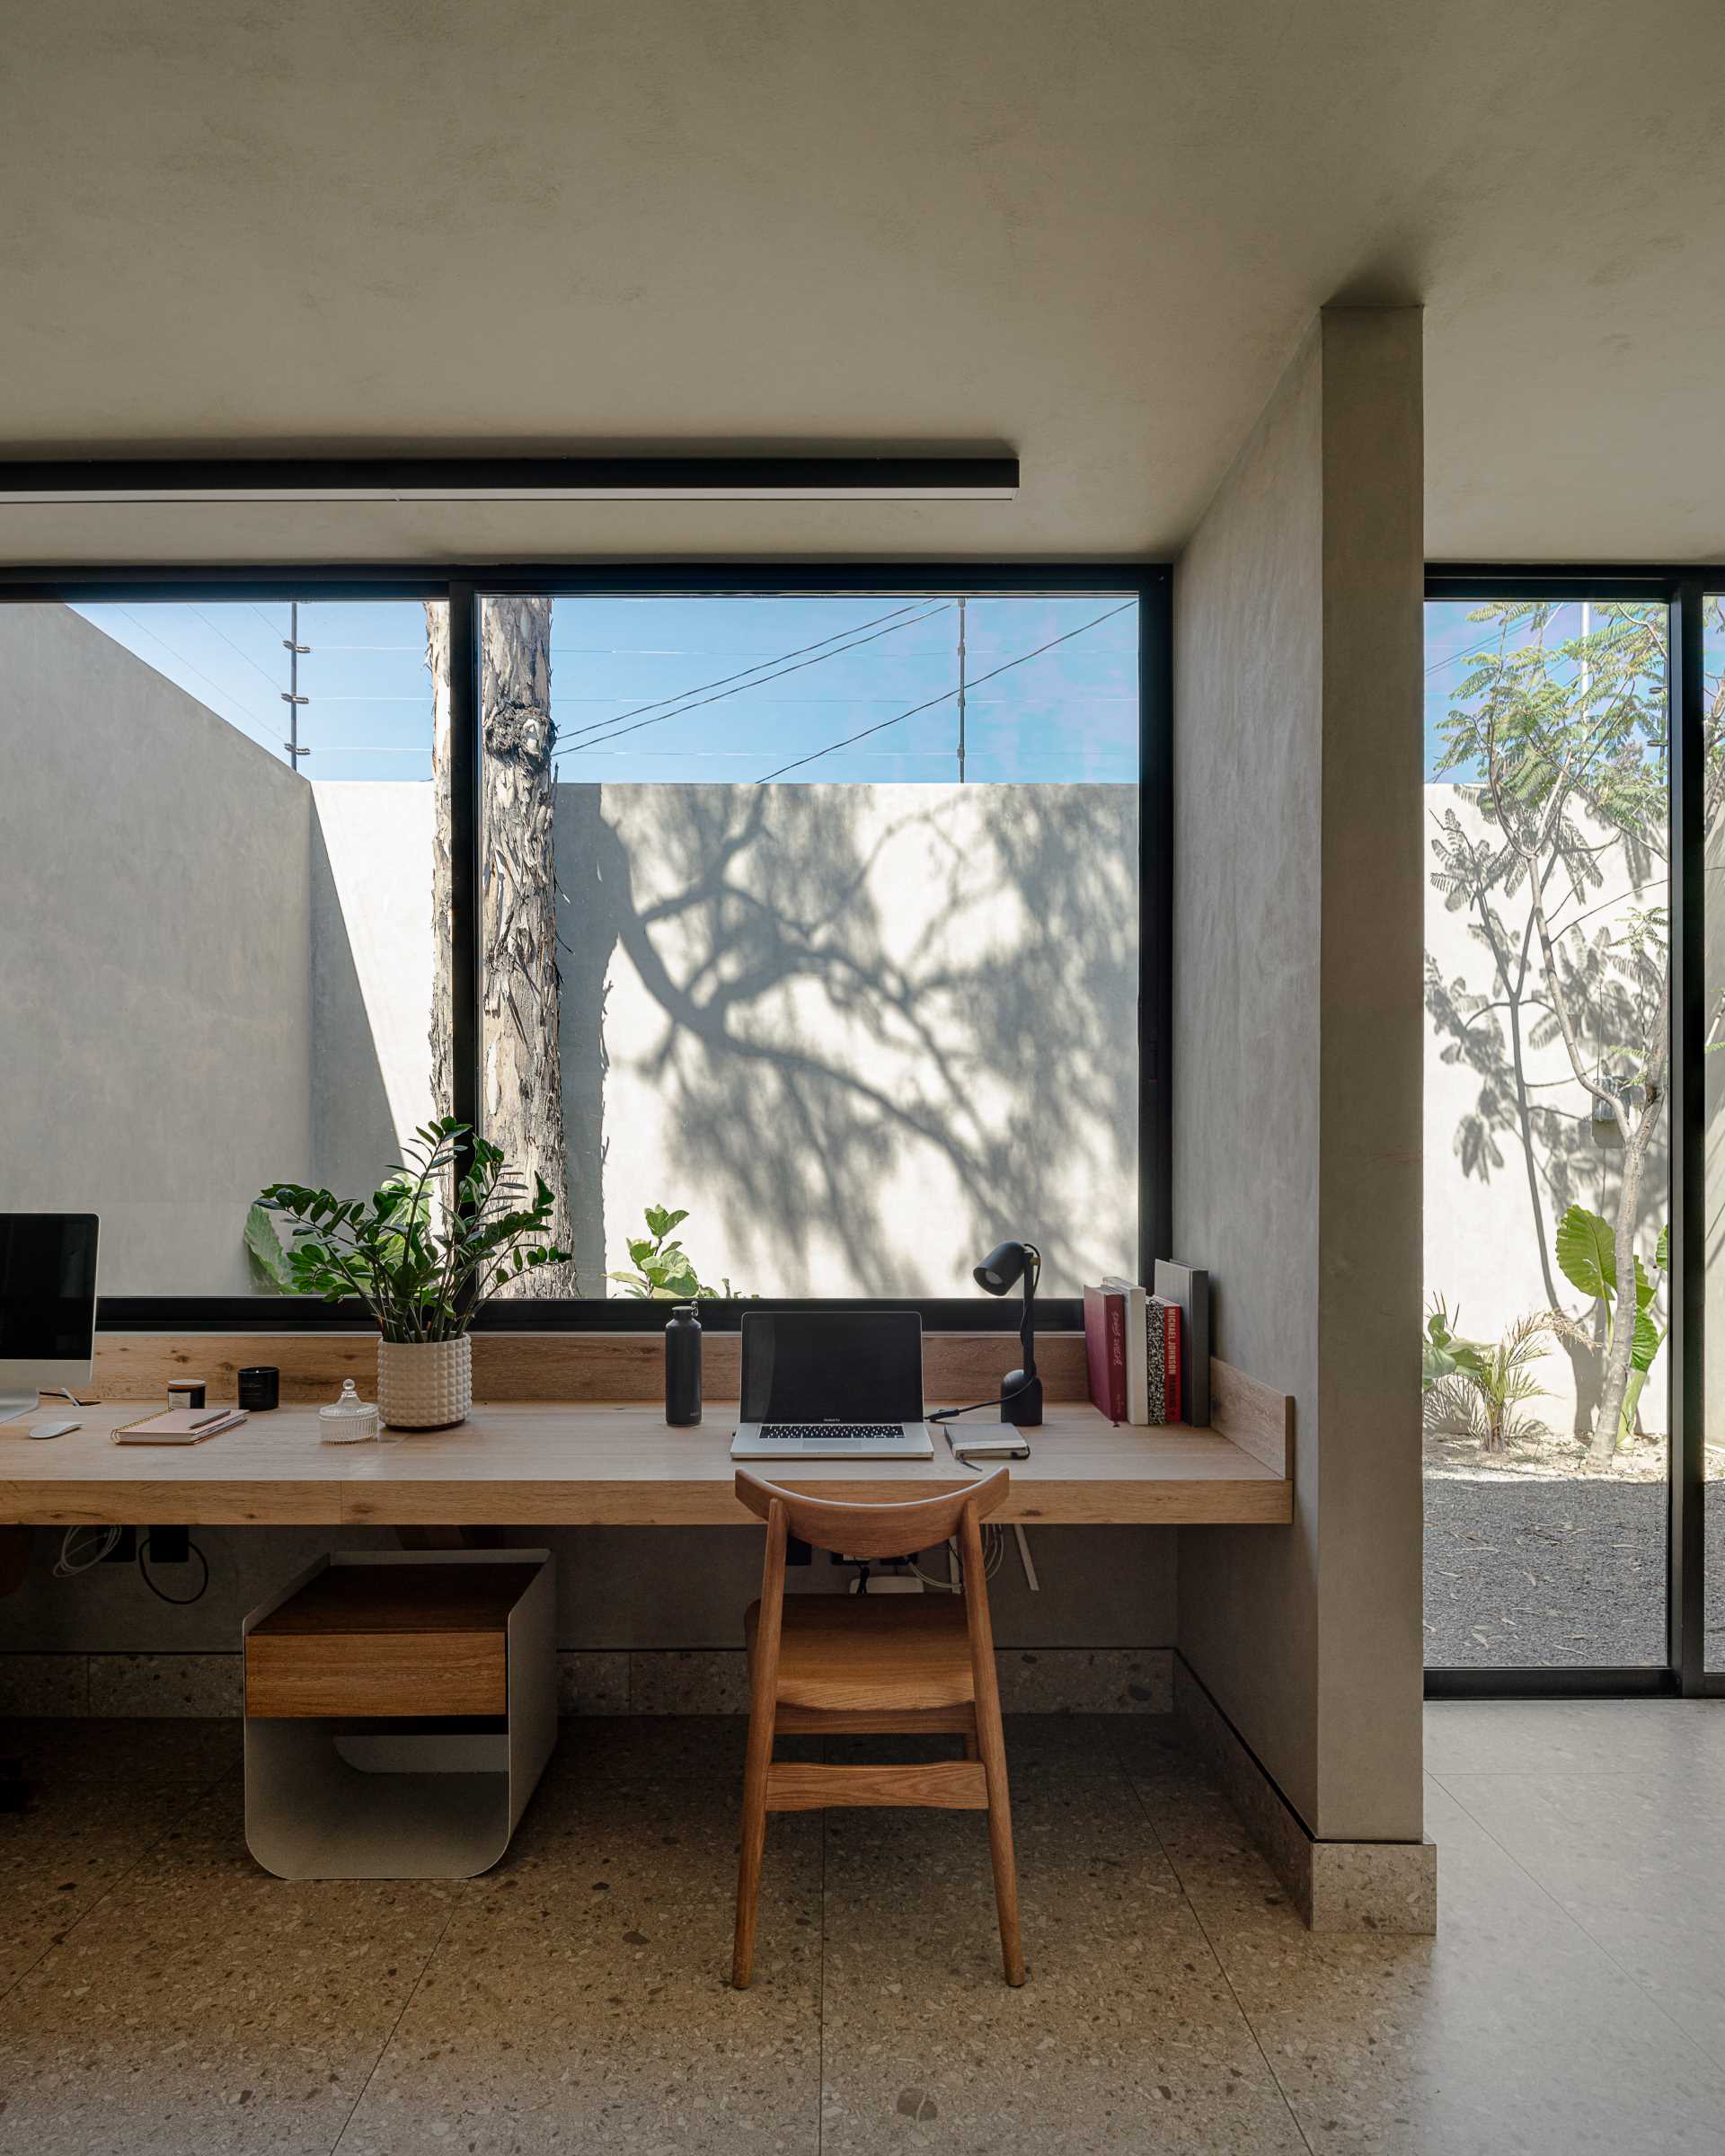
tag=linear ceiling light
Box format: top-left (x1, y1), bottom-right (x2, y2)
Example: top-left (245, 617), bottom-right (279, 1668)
top-left (0, 455), bottom-right (1019, 506)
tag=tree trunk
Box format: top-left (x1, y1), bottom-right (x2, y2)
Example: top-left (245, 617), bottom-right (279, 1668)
top-left (1590, 1119), bottom-right (1648, 1466)
top-left (426, 597), bottom-right (577, 1294)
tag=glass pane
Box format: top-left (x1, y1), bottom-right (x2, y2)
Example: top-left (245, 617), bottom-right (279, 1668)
top-left (1423, 598), bottom-right (1670, 1667)
top-left (474, 589), bottom-right (1141, 1298)
top-left (1, 598), bottom-right (445, 1293)
top-left (1705, 596), bottom-right (1725, 1671)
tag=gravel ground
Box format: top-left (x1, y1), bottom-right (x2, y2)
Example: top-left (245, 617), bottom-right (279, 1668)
top-left (1424, 1473), bottom-right (1725, 1667)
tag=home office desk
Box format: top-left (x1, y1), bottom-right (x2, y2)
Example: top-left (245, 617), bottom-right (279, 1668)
top-left (0, 1398), bottom-right (1291, 1530)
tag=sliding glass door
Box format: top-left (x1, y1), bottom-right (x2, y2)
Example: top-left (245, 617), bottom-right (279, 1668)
top-left (1422, 592), bottom-right (1672, 1673)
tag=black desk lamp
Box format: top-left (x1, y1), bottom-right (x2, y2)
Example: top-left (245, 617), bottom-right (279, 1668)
top-left (973, 1239), bottom-right (1042, 1428)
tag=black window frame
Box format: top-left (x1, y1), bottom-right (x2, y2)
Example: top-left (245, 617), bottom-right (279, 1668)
top-left (2, 560), bottom-right (1172, 1339)
top-left (1423, 562), bottom-right (1714, 1700)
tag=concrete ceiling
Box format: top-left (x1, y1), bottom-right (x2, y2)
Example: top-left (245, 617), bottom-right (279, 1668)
top-left (2, 0), bottom-right (1721, 568)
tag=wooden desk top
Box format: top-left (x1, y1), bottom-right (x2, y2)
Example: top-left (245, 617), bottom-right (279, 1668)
top-left (0, 1401), bottom-right (1291, 1529)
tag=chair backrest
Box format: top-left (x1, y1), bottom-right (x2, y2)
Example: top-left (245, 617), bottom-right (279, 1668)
top-left (733, 1467), bottom-right (1010, 1560)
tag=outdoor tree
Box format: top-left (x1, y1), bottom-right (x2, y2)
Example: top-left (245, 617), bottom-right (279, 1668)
top-left (1429, 600), bottom-right (1670, 1463)
top-left (426, 597), bottom-right (576, 1294)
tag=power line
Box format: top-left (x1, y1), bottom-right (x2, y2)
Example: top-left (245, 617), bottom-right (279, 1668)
top-left (191, 605), bottom-right (285, 693)
top-left (106, 607), bottom-right (274, 738)
top-left (553, 603), bottom-right (954, 764)
top-left (754, 602), bottom-right (1136, 782)
top-left (552, 599), bottom-right (936, 755)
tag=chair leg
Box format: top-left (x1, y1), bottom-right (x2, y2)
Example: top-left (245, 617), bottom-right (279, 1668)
top-left (732, 1710), bottom-right (774, 1988)
top-left (974, 1704), bottom-right (1023, 1984)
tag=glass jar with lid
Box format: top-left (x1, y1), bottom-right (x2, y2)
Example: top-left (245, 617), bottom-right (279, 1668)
top-left (318, 1379), bottom-right (381, 1445)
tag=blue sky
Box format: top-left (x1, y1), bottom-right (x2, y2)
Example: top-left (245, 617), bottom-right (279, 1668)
top-left (74, 593), bottom-right (1140, 786)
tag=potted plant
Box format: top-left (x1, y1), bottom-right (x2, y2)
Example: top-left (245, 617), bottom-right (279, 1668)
top-left (257, 1118), bottom-right (571, 1430)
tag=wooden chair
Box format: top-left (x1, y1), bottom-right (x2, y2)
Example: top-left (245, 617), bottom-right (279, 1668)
top-left (730, 1466), bottom-right (1023, 1989)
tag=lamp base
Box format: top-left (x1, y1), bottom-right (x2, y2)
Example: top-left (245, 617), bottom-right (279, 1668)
top-left (1000, 1369), bottom-right (1043, 1429)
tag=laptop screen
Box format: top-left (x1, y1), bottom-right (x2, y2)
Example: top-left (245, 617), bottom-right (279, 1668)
top-left (740, 1311), bottom-right (924, 1423)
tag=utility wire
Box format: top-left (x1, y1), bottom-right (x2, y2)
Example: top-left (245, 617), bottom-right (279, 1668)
top-left (108, 607), bottom-right (274, 738)
top-left (552, 599), bottom-right (939, 755)
top-left (553, 602), bottom-right (953, 764)
top-left (754, 601), bottom-right (1135, 782)
top-left (191, 604), bottom-right (286, 693)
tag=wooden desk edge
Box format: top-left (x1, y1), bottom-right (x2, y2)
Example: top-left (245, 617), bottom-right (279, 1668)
top-left (339, 1477), bottom-right (1293, 1528)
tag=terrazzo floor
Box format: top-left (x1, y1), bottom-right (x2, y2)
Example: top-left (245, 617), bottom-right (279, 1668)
top-left (2, 1705), bottom-right (1723, 2153)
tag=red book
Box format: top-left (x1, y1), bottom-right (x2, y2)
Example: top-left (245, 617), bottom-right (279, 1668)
top-left (1083, 1284), bottom-right (1128, 1422)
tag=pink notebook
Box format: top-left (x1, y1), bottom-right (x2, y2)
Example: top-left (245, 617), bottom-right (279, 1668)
top-left (111, 1408), bottom-right (248, 1445)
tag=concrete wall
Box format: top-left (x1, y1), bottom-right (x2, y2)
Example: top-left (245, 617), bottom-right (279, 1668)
top-left (555, 782), bottom-right (1141, 1298)
top-left (0, 605), bottom-right (316, 1293)
top-left (1173, 308), bottom-right (1425, 1842)
top-left (308, 782), bottom-right (437, 1203)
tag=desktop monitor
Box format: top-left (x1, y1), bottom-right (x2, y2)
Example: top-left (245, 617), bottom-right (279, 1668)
top-left (0, 1213), bottom-right (99, 1422)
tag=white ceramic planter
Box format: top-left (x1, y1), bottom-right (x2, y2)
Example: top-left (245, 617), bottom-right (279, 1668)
top-left (377, 1335), bottom-right (473, 1430)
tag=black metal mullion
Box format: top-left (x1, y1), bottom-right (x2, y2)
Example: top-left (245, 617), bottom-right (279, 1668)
top-left (1672, 578), bottom-right (1707, 1689)
top-left (1140, 570), bottom-right (1173, 1275)
top-left (447, 583), bottom-right (481, 1185)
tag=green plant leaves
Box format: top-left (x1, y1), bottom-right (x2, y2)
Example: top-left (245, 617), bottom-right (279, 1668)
top-left (243, 1202), bottom-right (297, 1292)
top-left (253, 1122), bottom-right (570, 1338)
top-left (612, 1204), bottom-right (737, 1299)
top-left (1555, 1204), bottom-right (1616, 1303)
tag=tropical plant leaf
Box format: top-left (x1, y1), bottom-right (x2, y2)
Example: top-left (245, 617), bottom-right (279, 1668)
top-left (1555, 1204), bottom-right (1615, 1303)
top-left (1631, 1303), bottom-right (1663, 1374)
top-left (243, 1202), bottom-right (297, 1292)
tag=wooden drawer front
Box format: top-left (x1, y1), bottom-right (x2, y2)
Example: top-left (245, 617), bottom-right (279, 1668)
top-left (246, 1630), bottom-right (507, 1719)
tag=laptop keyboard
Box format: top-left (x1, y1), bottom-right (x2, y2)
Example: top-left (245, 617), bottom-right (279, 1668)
top-left (759, 1423), bottom-right (905, 1445)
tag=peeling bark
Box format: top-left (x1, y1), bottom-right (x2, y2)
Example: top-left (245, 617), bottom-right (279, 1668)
top-left (427, 596), bottom-right (577, 1294)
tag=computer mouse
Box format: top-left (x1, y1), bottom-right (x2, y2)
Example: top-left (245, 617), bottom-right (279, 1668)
top-left (28, 1419), bottom-right (80, 1440)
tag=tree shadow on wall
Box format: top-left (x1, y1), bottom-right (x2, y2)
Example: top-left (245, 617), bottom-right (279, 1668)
top-left (556, 783), bottom-right (1139, 1295)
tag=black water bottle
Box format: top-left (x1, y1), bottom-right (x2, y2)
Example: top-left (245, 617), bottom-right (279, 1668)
top-left (665, 1303), bottom-right (702, 1427)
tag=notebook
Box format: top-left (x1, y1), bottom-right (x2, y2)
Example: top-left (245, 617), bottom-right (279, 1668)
top-left (111, 1407), bottom-right (248, 1445)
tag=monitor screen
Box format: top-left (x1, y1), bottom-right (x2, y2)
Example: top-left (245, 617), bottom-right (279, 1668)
top-left (740, 1311), bottom-right (924, 1423)
top-left (0, 1214), bottom-right (99, 1364)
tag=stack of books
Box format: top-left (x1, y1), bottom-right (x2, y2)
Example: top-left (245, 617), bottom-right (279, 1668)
top-left (1082, 1262), bottom-right (1209, 1427)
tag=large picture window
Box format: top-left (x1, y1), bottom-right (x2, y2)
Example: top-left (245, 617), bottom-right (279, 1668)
top-left (0, 570), bottom-right (1165, 1322)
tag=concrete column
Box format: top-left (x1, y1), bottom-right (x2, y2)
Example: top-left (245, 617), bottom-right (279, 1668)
top-left (1173, 306), bottom-right (1425, 1845)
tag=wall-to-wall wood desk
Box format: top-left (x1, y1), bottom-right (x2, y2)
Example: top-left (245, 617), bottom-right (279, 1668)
top-left (0, 1400), bottom-right (1290, 1531)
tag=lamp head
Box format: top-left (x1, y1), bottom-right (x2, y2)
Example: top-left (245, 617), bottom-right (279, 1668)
top-left (974, 1240), bottom-right (1036, 1296)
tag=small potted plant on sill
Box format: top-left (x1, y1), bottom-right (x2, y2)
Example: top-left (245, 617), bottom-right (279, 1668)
top-left (256, 1118), bottom-right (571, 1431)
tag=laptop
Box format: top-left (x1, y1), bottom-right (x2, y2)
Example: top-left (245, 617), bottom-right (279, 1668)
top-left (730, 1311), bottom-right (934, 1459)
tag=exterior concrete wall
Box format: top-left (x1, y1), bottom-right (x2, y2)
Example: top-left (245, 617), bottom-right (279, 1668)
top-left (308, 781), bottom-right (437, 1200)
top-left (1173, 308), bottom-right (1425, 1843)
top-left (555, 781), bottom-right (1140, 1298)
top-left (0, 605), bottom-right (315, 1294)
